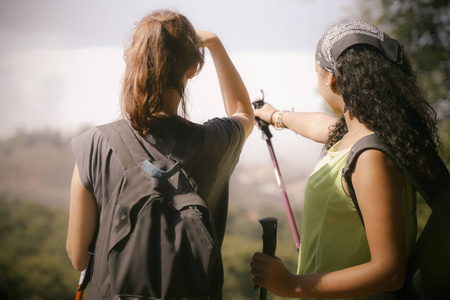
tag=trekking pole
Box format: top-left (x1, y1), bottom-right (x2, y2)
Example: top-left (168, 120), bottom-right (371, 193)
top-left (258, 217), bottom-right (278, 300)
top-left (75, 270), bottom-right (86, 300)
top-left (252, 91), bottom-right (300, 250)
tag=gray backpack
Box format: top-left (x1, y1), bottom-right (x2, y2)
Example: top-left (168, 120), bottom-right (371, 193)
top-left (82, 120), bottom-right (222, 300)
top-left (343, 134), bottom-right (450, 300)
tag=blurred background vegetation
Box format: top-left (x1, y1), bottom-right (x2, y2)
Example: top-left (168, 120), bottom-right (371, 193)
top-left (1, 0), bottom-right (449, 299)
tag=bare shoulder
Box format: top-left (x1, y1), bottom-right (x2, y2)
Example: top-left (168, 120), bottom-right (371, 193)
top-left (353, 149), bottom-right (404, 189)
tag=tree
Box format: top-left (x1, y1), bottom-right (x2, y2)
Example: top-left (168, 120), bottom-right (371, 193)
top-left (359, 0), bottom-right (450, 110)
top-left (0, 198), bottom-right (80, 300)
top-left (358, 0), bottom-right (450, 164)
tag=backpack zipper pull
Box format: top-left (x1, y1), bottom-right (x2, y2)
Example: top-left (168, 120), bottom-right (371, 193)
top-left (190, 206), bottom-right (203, 218)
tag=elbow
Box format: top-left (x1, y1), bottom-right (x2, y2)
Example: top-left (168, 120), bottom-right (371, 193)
top-left (66, 243), bottom-right (89, 272)
top-left (244, 113), bottom-right (255, 138)
top-left (69, 254), bottom-right (89, 272)
top-left (368, 259), bottom-right (406, 294)
top-left (389, 259), bottom-right (407, 292)
top-left (247, 113), bottom-right (255, 129)
top-left (388, 272), bottom-right (405, 292)
top-left (380, 264), bottom-right (406, 293)
top-left (243, 111), bottom-right (255, 123)
top-left (231, 112), bottom-right (254, 139)
top-left (72, 262), bottom-right (87, 272)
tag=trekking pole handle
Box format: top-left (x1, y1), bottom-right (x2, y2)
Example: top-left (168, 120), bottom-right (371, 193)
top-left (251, 90), bottom-right (265, 109)
top-left (260, 217), bottom-right (278, 257)
top-left (258, 217), bottom-right (278, 300)
top-left (252, 90), bottom-right (272, 140)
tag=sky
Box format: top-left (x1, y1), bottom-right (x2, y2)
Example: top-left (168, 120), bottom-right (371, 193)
top-left (0, 0), bottom-right (358, 168)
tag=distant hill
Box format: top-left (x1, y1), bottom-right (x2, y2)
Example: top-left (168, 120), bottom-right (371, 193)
top-left (0, 129), bottom-right (74, 208)
top-left (0, 128), bottom-right (311, 215)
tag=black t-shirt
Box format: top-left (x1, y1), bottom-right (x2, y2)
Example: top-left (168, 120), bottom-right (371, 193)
top-left (71, 116), bottom-right (245, 245)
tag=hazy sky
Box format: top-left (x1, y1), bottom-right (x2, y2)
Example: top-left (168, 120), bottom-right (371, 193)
top-left (0, 0), bottom-right (358, 167)
top-left (0, 0), bottom-right (355, 52)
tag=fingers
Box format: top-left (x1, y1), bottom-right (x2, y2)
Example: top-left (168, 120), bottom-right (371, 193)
top-left (250, 252), bottom-right (295, 297)
top-left (252, 252), bottom-right (272, 262)
top-left (250, 262), bottom-right (267, 288)
top-left (250, 252), bottom-right (273, 288)
top-left (253, 103), bottom-right (276, 125)
top-left (250, 258), bottom-right (267, 272)
top-left (252, 276), bottom-right (265, 288)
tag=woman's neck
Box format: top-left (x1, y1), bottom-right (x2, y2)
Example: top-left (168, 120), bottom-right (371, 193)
top-left (339, 112), bottom-right (373, 149)
top-left (157, 88), bottom-right (182, 117)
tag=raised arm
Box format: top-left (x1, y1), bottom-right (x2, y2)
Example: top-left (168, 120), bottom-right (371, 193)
top-left (254, 103), bottom-right (338, 143)
top-left (196, 31), bottom-right (254, 139)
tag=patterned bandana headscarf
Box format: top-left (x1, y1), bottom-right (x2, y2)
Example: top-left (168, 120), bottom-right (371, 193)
top-left (315, 21), bottom-right (403, 72)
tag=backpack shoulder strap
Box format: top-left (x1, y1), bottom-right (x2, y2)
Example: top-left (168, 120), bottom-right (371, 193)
top-left (342, 134), bottom-right (450, 226)
top-left (411, 147), bottom-right (450, 215)
top-left (342, 134), bottom-right (398, 227)
top-left (343, 134), bottom-right (397, 176)
top-left (97, 119), bottom-right (151, 171)
top-left (98, 119), bottom-right (204, 171)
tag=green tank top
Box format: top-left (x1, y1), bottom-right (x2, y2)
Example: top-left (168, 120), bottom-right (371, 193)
top-left (297, 139), bottom-right (417, 300)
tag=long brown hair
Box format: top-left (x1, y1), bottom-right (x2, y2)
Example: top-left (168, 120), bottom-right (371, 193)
top-left (120, 9), bottom-right (204, 134)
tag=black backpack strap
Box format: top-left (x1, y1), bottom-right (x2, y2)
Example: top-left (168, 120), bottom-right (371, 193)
top-left (410, 147), bottom-right (450, 216)
top-left (343, 135), bottom-right (450, 298)
top-left (342, 135), bottom-right (399, 227)
top-left (342, 134), bottom-right (450, 226)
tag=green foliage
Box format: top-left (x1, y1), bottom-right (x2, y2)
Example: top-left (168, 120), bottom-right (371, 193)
top-left (0, 197), bottom-right (80, 300)
top-left (359, 0), bottom-right (450, 105)
top-left (0, 193), bottom-right (301, 300)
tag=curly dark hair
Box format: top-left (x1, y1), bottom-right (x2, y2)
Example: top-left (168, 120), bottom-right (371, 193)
top-left (325, 44), bottom-right (440, 179)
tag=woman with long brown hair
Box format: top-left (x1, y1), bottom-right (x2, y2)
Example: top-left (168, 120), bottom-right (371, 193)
top-left (67, 9), bottom-right (254, 299)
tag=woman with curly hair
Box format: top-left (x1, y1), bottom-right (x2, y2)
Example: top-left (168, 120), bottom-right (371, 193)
top-left (67, 9), bottom-right (254, 299)
top-left (250, 21), bottom-right (440, 299)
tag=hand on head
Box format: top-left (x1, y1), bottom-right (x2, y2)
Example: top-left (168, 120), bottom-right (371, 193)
top-left (196, 30), bottom-right (218, 49)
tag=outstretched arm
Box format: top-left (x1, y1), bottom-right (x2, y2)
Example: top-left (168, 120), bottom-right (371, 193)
top-left (254, 103), bottom-right (338, 143)
top-left (196, 31), bottom-right (254, 140)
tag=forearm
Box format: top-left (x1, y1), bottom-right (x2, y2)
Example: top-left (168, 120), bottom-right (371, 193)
top-left (206, 37), bottom-right (253, 117)
top-left (285, 262), bottom-right (404, 298)
top-left (275, 111), bottom-right (338, 143)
